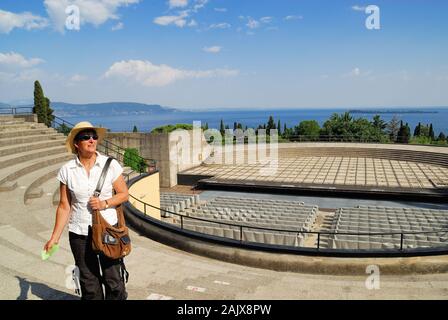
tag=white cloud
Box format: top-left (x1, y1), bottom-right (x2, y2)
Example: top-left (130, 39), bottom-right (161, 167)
top-left (111, 22), bottom-right (124, 31)
top-left (154, 12), bottom-right (188, 27)
top-left (104, 59), bottom-right (238, 87)
top-left (343, 67), bottom-right (372, 78)
top-left (260, 17), bottom-right (272, 24)
top-left (351, 5), bottom-right (367, 12)
top-left (44, 0), bottom-right (139, 33)
top-left (0, 52), bottom-right (45, 69)
top-left (246, 17), bottom-right (260, 29)
top-left (193, 0), bottom-right (208, 12)
top-left (203, 46), bottom-right (222, 53)
top-left (156, 0), bottom-right (207, 28)
top-left (70, 74), bottom-right (88, 82)
top-left (351, 67), bottom-right (361, 76)
top-left (0, 9), bottom-right (49, 34)
top-left (169, 0), bottom-right (188, 9)
top-left (284, 15), bottom-right (303, 21)
top-left (214, 8), bottom-right (227, 12)
top-left (209, 22), bottom-right (231, 29)
top-left (188, 19), bottom-right (198, 27)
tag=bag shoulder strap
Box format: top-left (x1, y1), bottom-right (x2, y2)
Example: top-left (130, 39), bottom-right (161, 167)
top-left (94, 157), bottom-right (114, 197)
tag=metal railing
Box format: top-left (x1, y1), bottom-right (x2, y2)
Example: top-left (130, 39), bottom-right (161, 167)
top-left (0, 106), bottom-right (33, 115)
top-left (128, 191), bottom-right (448, 252)
top-left (50, 115), bottom-right (157, 174)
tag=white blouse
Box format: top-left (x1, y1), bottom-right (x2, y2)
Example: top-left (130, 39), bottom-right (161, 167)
top-left (57, 151), bottom-right (124, 236)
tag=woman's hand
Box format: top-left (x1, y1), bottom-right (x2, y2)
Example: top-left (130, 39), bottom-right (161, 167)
top-left (89, 197), bottom-right (105, 211)
top-left (43, 237), bottom-right (58, 253)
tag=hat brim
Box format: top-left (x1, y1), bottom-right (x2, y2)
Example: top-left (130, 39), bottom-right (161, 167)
top-left (66, 125), bottom-right (107, 154)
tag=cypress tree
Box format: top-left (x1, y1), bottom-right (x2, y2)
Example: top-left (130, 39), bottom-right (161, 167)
top-left (33, 81), bottom-right (47, 125)
top-left (414, 122), bottom-right (421, 137)
top-left (133, 125), bottom-right (138, 132)
top-left (277, 120), bottom-right (281, 135)
top-left (397, 121), bottom-right (408, 143)
top-left (429, 123), bottom-right (435, 140)
top-left (404, 123), bottom-right (411, 143)
top-left (267, 116), bottom-right (275, 131)
top-left (438, 132), bottom-right (446, 141)
top-left (45, 97), bottom-right (54, 127)
top-left (220, 119), bottom-right (225, 136)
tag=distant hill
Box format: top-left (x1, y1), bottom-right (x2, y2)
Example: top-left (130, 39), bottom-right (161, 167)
top-left (14, 102), bottom-right (178, 117)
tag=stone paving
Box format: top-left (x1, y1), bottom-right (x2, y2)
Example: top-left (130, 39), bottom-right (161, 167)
top-left (183, 156), bottom-right (448, 189)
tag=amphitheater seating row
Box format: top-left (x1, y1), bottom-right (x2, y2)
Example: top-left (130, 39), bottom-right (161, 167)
top-left (181, 221), bottom-right (305, 247)
top-left (160, 192), bottom-right (200, 217)
top-left (321, 206), bottom-right (448, 250)
top-left (168, 195), bottom-right (318, 247)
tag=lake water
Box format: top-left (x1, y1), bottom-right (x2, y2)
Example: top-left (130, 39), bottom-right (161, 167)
top-left (59, 107), bottom-right (448, 135)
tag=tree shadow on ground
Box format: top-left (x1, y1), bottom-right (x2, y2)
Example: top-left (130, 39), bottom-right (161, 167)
top-left (15, 276), bottom-right (79, 300)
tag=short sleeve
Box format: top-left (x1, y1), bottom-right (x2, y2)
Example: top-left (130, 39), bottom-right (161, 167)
top-left (110, 159), bottom-right (124, 183)
top-left (57, 165), bottom-right (67, 185)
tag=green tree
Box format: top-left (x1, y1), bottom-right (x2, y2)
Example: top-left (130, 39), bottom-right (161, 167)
top-left (33, 81), bottom-right (47, 125)
top-left (438, 132), bottom-right (446, 141)
top-left (414, 122), bottom-right (422, 137)
top-left (387, 116), bottom-right (400, 142)
top-left (219, 119), bottom-right (225, 136)
top-left (277, 119), bottom-right (281, 135)
top-left (124, 148), bottom-right (147, 172)
top-left (45, 97), bottom-right (54, 127)
top-left (133, 125), bottom-right (138, 132)
top-left (429, 123), bottom-right (435, 140)
top-left (57, 123), bottom-right (71, 135)
top-left (372, 115), bottom-right (386, 131)
top-left (267, 116), bottom-right (276, 131)
top-left (397, 122), bottom-right (411, 143)
top-left (150, 124), bottom-right (193, 133)
top-left (295, 120), bottom-right (321, 140)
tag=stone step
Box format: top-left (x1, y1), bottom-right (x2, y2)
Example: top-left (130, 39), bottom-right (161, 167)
top-left (0, 122), bottom-right (47, 132)
top-left (0, 133), bottom-right (65, 148)
top-left (0, 117), bottom-right (25, 124)
top-left (0, 139), bottom-right (66, 157)
top-left (28, 177), bottom-right (60, 208)
top-left (24, 165), bottom-right (62, 205)
top-left (1, 127), bottom-right (57, 139)
top-left (0, 153), bottom-right (73, 188)
top-left (0, 225), bottom-right (74, 265)
top-left (0, 238), bottom-right (74, 298)
top-left (0, 145), bottom-right (68, 170)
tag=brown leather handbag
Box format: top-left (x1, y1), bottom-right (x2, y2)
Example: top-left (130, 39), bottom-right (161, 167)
top-left (91, 157), bottom-right (132, 260)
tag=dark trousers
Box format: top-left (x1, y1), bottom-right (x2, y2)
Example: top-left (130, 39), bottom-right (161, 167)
top-left (69, 230), bottom-right (127, 300)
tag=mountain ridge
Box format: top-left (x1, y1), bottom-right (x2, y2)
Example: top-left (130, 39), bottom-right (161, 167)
top-left (1, 101), bottom-right (179, 117)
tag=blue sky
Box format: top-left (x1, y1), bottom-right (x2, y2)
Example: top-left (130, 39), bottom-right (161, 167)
top-left (0, 0), bottom-right (447, 110)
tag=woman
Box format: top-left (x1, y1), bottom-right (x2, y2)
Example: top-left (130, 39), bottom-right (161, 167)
top-left (44, 121), bottom-right (129, 300)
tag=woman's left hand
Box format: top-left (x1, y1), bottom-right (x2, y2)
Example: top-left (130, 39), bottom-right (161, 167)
top-left (89, 197), bottom-right (105, 211)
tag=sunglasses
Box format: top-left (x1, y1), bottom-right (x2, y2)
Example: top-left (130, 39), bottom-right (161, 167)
top-left (77, 134), bottom-right (99, 141)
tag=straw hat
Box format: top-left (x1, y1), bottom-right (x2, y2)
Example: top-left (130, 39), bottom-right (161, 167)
top-left (65, 121), bottom-right (107, 154)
